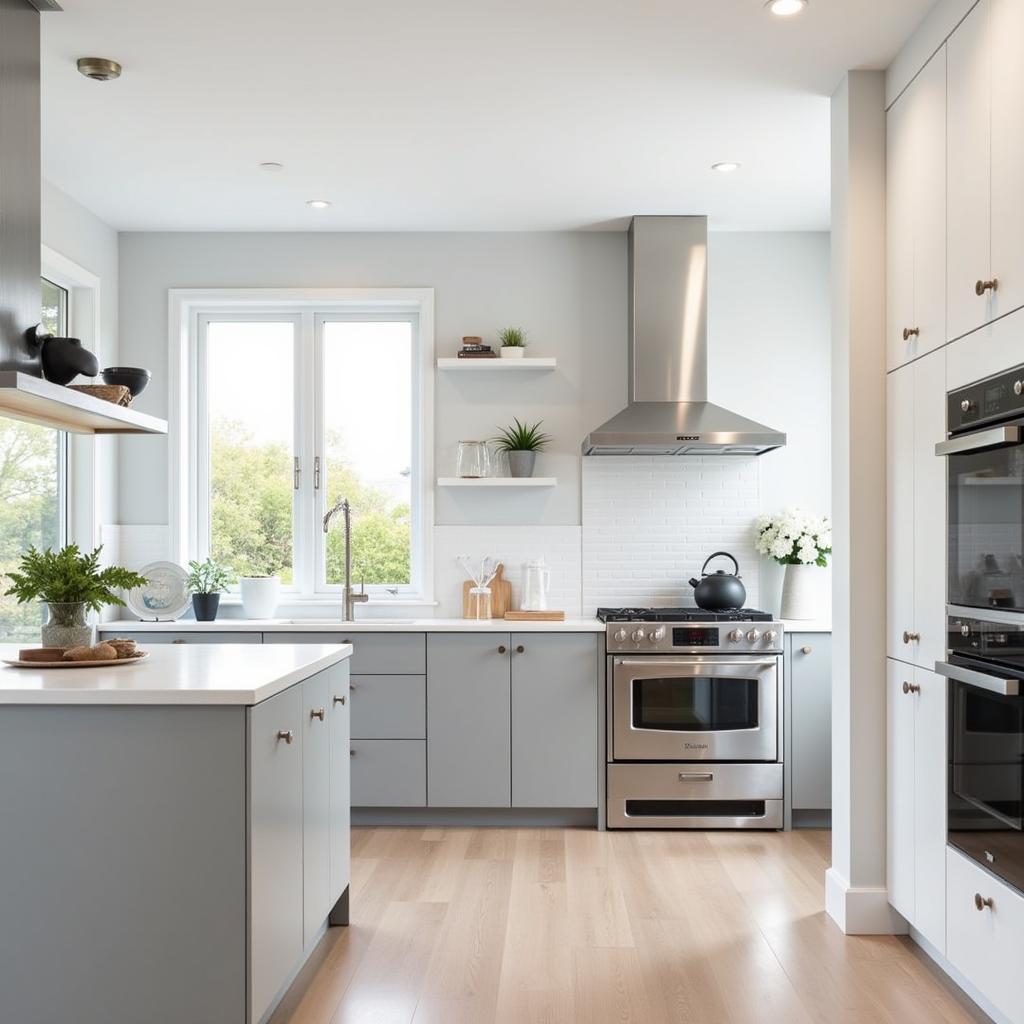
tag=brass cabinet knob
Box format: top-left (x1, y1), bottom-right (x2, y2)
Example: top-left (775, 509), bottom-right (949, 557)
top-left (498, 645), bottom-right (507, 654)
top-left (311, 708), bottom-right (325, 721)
top-left (975, 278), bottom-right (999, 296)
top-left (350, 749), bottom-right (356, 756)
top-left (800, 645), bottom-right (813, 655)
top-left (903, 327), bottom-right (920, 341)
top-left (902, 630), bottom-right (920, 644)
top-left (516, 645), bottom-right (525, 654)
top-left (277, 730), bottom-right (294, 744)
top-left (902, 681), bottom-right (921, 695)
top-left (974, 892), bottom-right (994, 911)
top-left (333, 695), bottom-right (346, 705)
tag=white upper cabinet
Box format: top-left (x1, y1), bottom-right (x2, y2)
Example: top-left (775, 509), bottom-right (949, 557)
top-left (887, 48), bottom-right (947, 371)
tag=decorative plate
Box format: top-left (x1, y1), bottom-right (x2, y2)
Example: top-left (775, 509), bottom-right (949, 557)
top-left (127, 561), bottom-right (190, 621)
top-left (3, 652), bottom-right (149, 669)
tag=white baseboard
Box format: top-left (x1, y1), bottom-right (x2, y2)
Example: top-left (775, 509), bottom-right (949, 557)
top-left (825, 867), bottom-right (909, 934)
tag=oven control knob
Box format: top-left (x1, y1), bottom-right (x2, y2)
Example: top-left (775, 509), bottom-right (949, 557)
top-left (631, 628), bottom-right (646, 643)
top-left (960, 398), bottom-right (973, 413)
top-left (649, 627), bottom-right (666, 642)
top-left (1016, 380), bottom-right (1024, 397)
top-left (728, 629), bottom-right (744, 643)
top-left (763, 630), bottom-right (778, 645)
top-left (746, 629), bottom-right (761, 644)
top-left (614, 628), bottom-right (628, 644)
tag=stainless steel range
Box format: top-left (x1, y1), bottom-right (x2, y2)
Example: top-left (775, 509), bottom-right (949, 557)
top-left (601, 607), bottom-right (784, 830)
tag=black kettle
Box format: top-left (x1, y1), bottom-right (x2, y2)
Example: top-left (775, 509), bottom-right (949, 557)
top-left (689, 552), bottom-right (746, 612)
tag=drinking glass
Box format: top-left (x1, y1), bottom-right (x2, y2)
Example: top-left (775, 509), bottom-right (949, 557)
top-left (456, 441), bottom-right (490, 478)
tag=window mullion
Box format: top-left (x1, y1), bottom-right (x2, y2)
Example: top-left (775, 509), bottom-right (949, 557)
top-left (296, 311), bottom-right (317, 598)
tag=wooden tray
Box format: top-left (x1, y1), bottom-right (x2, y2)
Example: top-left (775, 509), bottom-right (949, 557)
top-left (504, 610), bottom-right (566, 621)
top-left (2, 652), bottom-right (149, 669)
top-left (462, 562), bottom-right (512, 618)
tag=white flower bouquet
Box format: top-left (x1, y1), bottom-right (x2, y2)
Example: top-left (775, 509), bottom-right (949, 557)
top-left (754, 508), bottom-right (832, 567)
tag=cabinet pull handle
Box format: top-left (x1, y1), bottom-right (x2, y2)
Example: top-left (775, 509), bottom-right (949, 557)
top-left (902, 681), bottom-right (921, 695)
top-left (902, 327), bottom-right (920, 341)
top-left (678, 772), bottom-right (714, 782)
top-left (311, 708), bottom-right (325, 721)
top-left (974, 892), bottom-right (994, 911)
top-left (172, 639), bottom-right (186, 644)
top-left (498, 645), bottom-right (507, 654)
top-left (333, 695), bottom-right (346, 705)
top-left (902, 630), bottom-right (920, 644)
top-left (277, 730), bottom-right (294, 744)
top-left (516, 644), bottom-right (525, 654)
top-left (800, 645), bottom-right (812, 655)
top-left (350, 749), bottom-right (356, 756)
top-left (975, 279), bottom-right (999, 296)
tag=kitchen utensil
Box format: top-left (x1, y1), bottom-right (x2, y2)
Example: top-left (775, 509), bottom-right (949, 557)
top-left (127, 562), bottom-right (190, 621)
top-left (100, 366), bottom-right (151, 397)
top-left (2, 652), bottom-right (148, 669)
top-left (462, 562), bottom-right (511, 618)
top-left (521, 558), bottom-right (551, 610)
top-left (456, 441), bottom-right (490, 478)
top-left (467, 586), bottom-right (492, 620)
top-left (689, 551), bottom-right (746, 612)
top-left (504, 610), bottom-right (565, 621)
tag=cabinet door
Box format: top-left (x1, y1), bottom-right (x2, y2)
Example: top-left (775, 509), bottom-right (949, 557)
top-left (349, 674), bottom-right (426, 739)
top-left (947, 0), bottom-right (993, 341)
top-left (511, 633), bottom-right (598, 808)
top-left (301, 671), bottom-right (331, 949)
top-left (887, 79), bottom-right (916, 371)
top-left (427, 633), bottom-right (511, 807)
top-left (789, 635), bottom-right (832, 811)
top-left (913, 667), bottom-right (947, 954)
top-left (887, 365), bottom-right (915, 661)
top-left (327, 662), bottom-right (350, 909)
top-left (912, 350), bottom-right (947, 671)
top-left (991, 0), bottom-right (1024, 320)
top-left (350, 739), bottom-right (426, 806)
top-left (886, 660), bottom-right (916, 922)
top-left (249, 686), bottom-right (303, 1024)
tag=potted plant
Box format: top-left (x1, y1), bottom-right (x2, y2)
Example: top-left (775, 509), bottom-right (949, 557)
top-left (492, 418), bottom-right (552, 477)
top-left (754, 509), bottom-right (832, 619)
top-left (4, 544), bottom-right (148, 648)
top-left (185, 558), bottom-right (232, 622)
top-left (238, 563), bottom-right (282, 620)
top-left (497, 326), bottom-right (527, 359)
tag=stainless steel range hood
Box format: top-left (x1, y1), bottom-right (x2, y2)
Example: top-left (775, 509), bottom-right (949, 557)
top-left (582, 216), bottom-right (785, 456)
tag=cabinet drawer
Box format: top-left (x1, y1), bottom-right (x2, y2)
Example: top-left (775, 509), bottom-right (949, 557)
top-left (110, 631), bottom-right (262, 645)
top-left (350, 675), bottom-right (425, 739)
top-left (266, 632), bottom-right (425, 674)
top-left (350, 740), bottom-right (426, 807)
top-left (946, 848), bottom-right (1024, 1023)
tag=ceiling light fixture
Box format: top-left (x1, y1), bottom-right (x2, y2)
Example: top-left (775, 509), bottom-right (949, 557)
top-left (259, 161), bottom-right (284, 172)
top-left (77, 57), bottom-right (122, 81)
top-left (764, 0), bottom-right (808, 15)
top-left (306, 199), bottom-right (332, 209)
top-left (711, 162), bottom-right (741, 173)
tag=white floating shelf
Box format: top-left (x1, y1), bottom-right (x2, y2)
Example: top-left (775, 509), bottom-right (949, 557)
top-left (437, 477), bottom-right (557, 488)
top-left (436, 357), bottom-right (556, 371)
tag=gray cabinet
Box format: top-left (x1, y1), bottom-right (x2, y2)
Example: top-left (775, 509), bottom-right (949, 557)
top-left (511, 632), bottom-right (599, 808)
top-left (350, 739), bottom-right (426, 806)
top-left (265, 631), bottom-right (425, 674)
top-left (248, 686), bottom-right (304, 1022)
top-left (109, 630), bottom-right (262, 644)
top-left (327, 663), bottom-right (351, 911)
top-left (785, 632), bottom-right (832, 816)
top-left (350, 674), bottom-right (426, 739)
top-left (427, 633), bottom-right (512, 807)
top-left (301, 671), bottom-right (330, 950)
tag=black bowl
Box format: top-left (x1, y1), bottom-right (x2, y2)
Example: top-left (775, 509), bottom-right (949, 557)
top-left (101, 366), bottom-right (151, 397)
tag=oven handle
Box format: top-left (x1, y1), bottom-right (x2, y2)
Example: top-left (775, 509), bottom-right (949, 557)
top-left (613, 658), bottom-right (779, 670)
top-left (935, 425), bottom-right (1021, 457)
top-left (935, 660), bottom-right (1021, 696)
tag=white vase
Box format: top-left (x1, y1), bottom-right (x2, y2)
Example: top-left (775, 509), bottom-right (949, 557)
top-left (500, 346), bottom-right (525, 359)
top-left (780, 563), bottom-right (820, 620)
top-left (239, 576), bottom-right (281, 619)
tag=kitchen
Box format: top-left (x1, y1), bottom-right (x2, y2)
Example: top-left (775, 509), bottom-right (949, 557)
top-left (0, 0), bottom-right (1020, 1022)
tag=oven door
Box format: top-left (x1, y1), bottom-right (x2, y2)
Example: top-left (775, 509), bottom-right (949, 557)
top-left (939, 421), bottom-right (1024, 614)
top-left (612, 656), bottom-right (778, 762)
top-left (940, 658), bottom-right (1024, 895)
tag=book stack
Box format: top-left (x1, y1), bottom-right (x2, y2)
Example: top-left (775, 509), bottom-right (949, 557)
top-left (456, 336), bottom-right (497, 359)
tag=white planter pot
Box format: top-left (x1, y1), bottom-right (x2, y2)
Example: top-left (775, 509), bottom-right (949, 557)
top-left (239, 576), bottom-right (281, 619)
top-left (500, 346), bottom-right (525, 359)
top-left (780, 563), bottom-right (821, 620)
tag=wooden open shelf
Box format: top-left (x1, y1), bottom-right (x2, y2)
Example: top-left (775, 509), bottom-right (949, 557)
top-left (436, 358), bottom-right (556, 371)
top-left (437, 477), bottom-right (557, 488)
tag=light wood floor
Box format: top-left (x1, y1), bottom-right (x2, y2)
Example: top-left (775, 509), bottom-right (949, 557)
top-left (269, 827), bottom-right (989, 1024)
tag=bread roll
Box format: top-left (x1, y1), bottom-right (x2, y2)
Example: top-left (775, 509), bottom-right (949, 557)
top-left (63, 642), bottom-right (118, 662)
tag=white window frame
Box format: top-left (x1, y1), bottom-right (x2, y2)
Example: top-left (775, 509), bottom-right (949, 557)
top-left (169, 288), bottom-right (435, 605)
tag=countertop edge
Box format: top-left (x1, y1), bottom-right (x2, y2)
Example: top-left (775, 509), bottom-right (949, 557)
top-left (98, 618), bottom-right (607, 634)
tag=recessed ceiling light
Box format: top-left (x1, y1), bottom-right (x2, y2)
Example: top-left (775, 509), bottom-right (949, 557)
top-left (306, 199), bottom-right (332, 209)
top-left (77, 57), bottom-right (122, 81)
top-left (764, 0), bottom-right (808, 15)
top-left (711, 162), bottom-right (741, 174)
top-left (259, 161), bottom-right (284, 172)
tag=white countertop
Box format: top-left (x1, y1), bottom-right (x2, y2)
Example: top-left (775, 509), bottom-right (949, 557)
top-left (0, 642), bottom-right (351, 705)
top-left (98, 617), bottom-right (606, 634)
top-left (781, 619), bottom-right (832, 633)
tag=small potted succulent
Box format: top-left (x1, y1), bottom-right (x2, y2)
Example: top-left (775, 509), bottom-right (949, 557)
top-left (185, 558), bottom-right (232, 622)
top-left (498, 326), bottom-right (527, 359)
top-left (492, 418), bottom-right (552, 477)
top-left (4, 544), bottom-right (148, 648)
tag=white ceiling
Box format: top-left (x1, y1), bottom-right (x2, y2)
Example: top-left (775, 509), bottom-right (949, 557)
top-left (40, 0), bottom-right (933, 232)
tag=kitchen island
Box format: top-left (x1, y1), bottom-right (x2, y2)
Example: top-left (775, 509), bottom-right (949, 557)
top-left (0, 641), bottom-right (352, 1024)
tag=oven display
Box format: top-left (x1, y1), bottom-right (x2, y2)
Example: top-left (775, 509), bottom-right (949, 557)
top-left (671, 627), bottom-right (719, 647)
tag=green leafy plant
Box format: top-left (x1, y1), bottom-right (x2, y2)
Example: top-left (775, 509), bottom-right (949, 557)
top-left (4, 544), bottom-right (148, 613)
top-left (492, 418), bottom-right (552, 452)
top-left (497, 327), bottom-right (527, 349)
top-left (185, 558), bottom-right (232, 595)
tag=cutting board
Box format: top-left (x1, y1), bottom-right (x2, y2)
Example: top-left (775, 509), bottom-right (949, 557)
top-left (504, 610), bottom-right (565, 621)
top-left (462, 562), bottom-right (512, 618)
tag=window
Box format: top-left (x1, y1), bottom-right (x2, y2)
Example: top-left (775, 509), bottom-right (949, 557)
top-left (0, 279), bottom-right (69, 641)
top-left (181, 292), bottom-right (433, 603)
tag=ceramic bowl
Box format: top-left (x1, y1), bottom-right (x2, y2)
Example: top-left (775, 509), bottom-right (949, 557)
top-left (101, 366), bottom-right (151, 397)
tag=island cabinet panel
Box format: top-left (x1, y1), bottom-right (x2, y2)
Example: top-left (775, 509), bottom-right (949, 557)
top-left (266, 632), bottom-right (425, 674)
top-left (328, 662), bottom-right (351, 908)
top-left (249, 685), bottom-right (304, 1024)
top-left (427, 633), bottom-right (512, 807)
top-left (511, 632), bottom-right (599, 807)
top-left (301, 670), bottom-right (331, 950)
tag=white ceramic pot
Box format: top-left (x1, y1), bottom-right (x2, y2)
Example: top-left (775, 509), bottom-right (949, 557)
top-left (780, 563), bottom-right (820, 620)
top-left (500, 346), bottom-right (525, 359)
top-left (239, 576), bottom-right (281, 619)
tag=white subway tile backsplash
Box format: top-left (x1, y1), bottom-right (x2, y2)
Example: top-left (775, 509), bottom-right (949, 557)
top-left (581, 457), bottom-right (761, 614)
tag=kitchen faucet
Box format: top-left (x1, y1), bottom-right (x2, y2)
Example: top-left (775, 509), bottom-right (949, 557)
top-left (323, 497), bottom-right (369, 621)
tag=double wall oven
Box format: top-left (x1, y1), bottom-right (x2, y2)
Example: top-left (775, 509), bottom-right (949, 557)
top-left (937, 362), bottom-right (1024, 895)
top-left (601, 609), bottom-right (784, 829)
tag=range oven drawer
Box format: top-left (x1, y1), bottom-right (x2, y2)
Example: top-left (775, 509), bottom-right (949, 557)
top-left (607, 762), bottom-right (783, 830)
